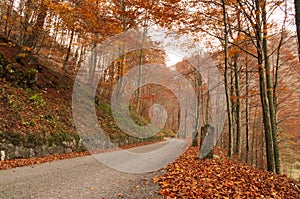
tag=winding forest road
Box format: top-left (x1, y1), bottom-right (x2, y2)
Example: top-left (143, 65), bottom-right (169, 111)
top-left (0, 138), bottom-right (189, 199)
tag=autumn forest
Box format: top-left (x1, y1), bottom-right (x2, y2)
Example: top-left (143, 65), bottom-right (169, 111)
top-left (0, 0), bottom-right (300, 197)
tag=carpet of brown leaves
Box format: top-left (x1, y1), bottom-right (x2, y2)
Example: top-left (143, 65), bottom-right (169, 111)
top-left (154, 147), bottom-right (300, 199)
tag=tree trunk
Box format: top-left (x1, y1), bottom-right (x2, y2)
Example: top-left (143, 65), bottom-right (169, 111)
top-left (231, 67), bottom-right (237, 152)
top-left (63, 29), bottom-right (75, 70)
top-left (135, 30), bottom-right (148, 113)
top-left (183, 95), bottom-right (188, 138)
top-left (221, 0), bottom-right (233, 158)
top-left (295, 0), bottom-right (300, 61)
top-left (255, 0), bottom-right (275, 173)
top-left (24, 1), bottom-right (47, 49)
top-left (262, 2), bottom-right (280, 174)
top-left (88, 43), bottom-right (97, 85)
top-left (251, 105), bottom-right (258, 166)
top-left (192, 71), bottom-right (202, 146)
top-left (234, 60), bottom-right (242, 156)
top-left (245, 55), bottom-right (250, 163)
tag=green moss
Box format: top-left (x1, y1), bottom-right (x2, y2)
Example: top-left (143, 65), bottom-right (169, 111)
top-left (0, 131), bottom-right (25, 145)
top-left (158, 128), bottom-right (176, 137)
top-left (29, 93), bottom-right (46, 107)
top-left (97, 99), bottom-right (111, 115)
top-left (25, 132), bottom-right (47, 147)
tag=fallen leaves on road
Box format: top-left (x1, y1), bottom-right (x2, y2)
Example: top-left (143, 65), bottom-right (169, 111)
top-left (0, 151), bottom-right (90, 170)
top-left (0, 140), bottom-right (163, 170)
top-left (154, 146), bottom-right (300, 199)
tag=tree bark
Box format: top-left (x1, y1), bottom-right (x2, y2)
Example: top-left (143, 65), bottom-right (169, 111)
top-left (295, 0), bottom-right (300, 61)
top-left (255, 0), bottom-right (275, 173)
top-left (234, 60), bottom-right (242, 156)
top-left (63, 29), bottom-right (75, 70)
top-left (221, 0), bottom-right (233, 158)
top-left (24, 1), bottom-right (47, 49)
top-left (262, 1), bottom-right (280, 174)
top-left (245, 54), bottom-right (250, 163)
top-left (192, 71), bottom-right (201, 146)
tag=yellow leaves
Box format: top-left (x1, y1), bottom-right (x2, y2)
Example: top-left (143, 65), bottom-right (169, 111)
top-left (0, 41), bottom-right (15, 47)
top-left (161, 181), bottom-right (170, 188)
top-left (17, 53), bottom-right (27, 58)
top-left (22, 46), bottom-right (32, 52)
top-left (153, 176), bottom-right (159, 183)
top-left (59, 2), bottom-right (74, 12)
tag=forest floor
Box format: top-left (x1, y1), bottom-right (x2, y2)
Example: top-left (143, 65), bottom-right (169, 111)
top-left (154, 146), bottom-right (300, 198)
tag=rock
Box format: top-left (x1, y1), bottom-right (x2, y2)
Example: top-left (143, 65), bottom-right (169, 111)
top-left (48, 146), bottom-right (64, 154)
top-left (14, 146), bottom-right (33, 158)
top-left (0, 150), bottom-right (5, 160)
top-left (7, 143), bottom-right (14, 149)
top-left (34, 145), bottom-right (49, 157)
top-left (65, 148), bottom-right (72, 153)
top-left (14, 146), bottom-right (22, 158)
top-left (62, 141), bottom-right (70, 148)
top-left (29, 148), bottom-right (35, 157)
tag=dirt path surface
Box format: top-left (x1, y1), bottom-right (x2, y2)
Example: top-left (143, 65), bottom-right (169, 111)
top-left (0, 138), bottom-right (189, 199)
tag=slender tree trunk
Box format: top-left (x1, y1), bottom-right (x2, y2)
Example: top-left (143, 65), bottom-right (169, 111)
top-left (88, 43), bottom-right (97, 84)
top-left (192, 72), bottom-right (201, 146)
top-left (231, 67), bottom-right (236, 152)
top-left (205, 91), bottom-right (210, 125)
top-left (21, 0), bottom-right (32, 45)
top-left (63, 29), bottom-right (75, 70)
top-left (255, 0), bottom-right (275, 173)
top-left (262, 2), bottom-right (280, 174)
top-left (245, 55), bottom-right (250, 163)
top-left (136, 25), bottom-right (148, 113)
top-left (261, 128), bottom-right (265, 169)
top-left (115, 48), bottom-right (125, 100)
top-left (295, 0), bottom-right (300, 61)
top-left (221, 0), bottom-right (233, 158)
top-left (273, 0), bottom-right (288, 174)
top-left (136, 47), bottom-right (143, 113)
top-left (251, 105), bottom-right (258, 166)
top-left (234, 59), bottom-right (242, 156)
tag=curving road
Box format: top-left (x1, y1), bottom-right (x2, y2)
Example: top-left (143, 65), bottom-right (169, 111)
top-left (0, 138), bottom-right (189, 199)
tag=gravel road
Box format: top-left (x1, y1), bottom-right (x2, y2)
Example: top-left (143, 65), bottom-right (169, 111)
top-left (0, 138), bottom-right (189, 199)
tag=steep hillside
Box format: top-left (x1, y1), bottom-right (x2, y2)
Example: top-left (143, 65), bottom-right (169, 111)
top-left (0, 37), bottom-right (166, 160)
